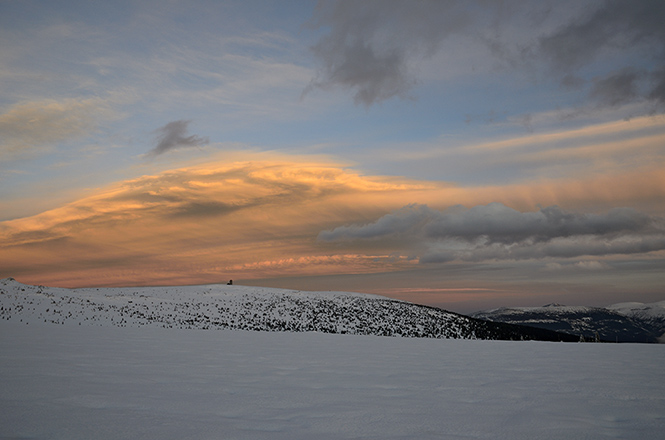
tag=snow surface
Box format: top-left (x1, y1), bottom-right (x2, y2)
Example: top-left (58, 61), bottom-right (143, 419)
top-left (1, 321), bottom-right (664, 440)
top-left (2, 278), bottom-right (665, 438)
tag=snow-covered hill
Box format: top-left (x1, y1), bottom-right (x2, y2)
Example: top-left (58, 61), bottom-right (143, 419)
top-left (472, 303), bottom-right (665, 343)
top-left (0, 278), bottom-right (576, 341)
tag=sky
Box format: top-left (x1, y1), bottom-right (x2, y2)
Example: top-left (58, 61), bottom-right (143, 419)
top-left (1, 0), bottom-right (664, 313)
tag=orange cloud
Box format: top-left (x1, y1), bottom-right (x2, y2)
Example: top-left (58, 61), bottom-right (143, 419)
top-left (387, 115), bottom-right (665, 186)
top-left (0, 155), bottom-right (440, 287)
top-left (445, 166), bottom-right (665, 214)
top-left (460, 115), bottom-right (665, 154)
top-left (2, 152), bottom-right (664, 288)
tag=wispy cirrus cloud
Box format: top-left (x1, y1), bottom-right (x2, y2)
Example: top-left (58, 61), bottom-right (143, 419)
top-left (0, 98), bottom-right (115, 159)
top-left (349, 114), bottom-right (665, 192)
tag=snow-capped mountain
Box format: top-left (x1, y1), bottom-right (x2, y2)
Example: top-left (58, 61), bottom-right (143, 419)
top-left (608, 301), bottom-right (665, 343)
top-left (0, 278), bottom-right (577, 342)
top-left (471, 302), bottom-right (665, 343)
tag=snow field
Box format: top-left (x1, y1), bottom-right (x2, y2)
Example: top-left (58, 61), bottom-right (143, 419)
top-left (1, 321), bottom-right (664, 440)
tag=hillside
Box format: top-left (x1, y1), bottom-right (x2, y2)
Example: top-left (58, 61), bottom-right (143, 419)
top-left (0, 278), bottom-right (576, 342)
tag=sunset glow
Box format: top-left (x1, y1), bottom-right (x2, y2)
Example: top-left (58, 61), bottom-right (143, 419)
top-left (1, 1), bottom-right (664, 312)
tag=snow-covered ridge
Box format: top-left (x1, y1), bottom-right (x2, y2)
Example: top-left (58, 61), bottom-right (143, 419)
top-left (608, 300), bottom-right (665, 318)
top-left (608, 301), bottom-right (665, 343)
top-left (0, 278), bottom-right (574, 341)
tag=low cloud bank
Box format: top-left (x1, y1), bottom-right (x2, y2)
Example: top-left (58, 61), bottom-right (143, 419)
top-left (319, 203), bottom-right (665, 263)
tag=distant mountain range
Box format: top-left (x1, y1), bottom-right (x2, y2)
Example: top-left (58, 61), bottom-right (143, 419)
top-left (471, 302), bottom-right (665, 343)
top-left (0, 278), bottom-right (577, 342)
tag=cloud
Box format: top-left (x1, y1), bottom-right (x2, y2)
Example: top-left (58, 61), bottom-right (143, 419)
top-left (306, 40), bottom-right (413, 107)
top-left (146, 120), bottom-right (208, 157)
top-left (574, 260), bottom-right (610, 270)
top-left (2, 149), bottom-right (664, 287)
top-left (375, 114), bottom-right (665, 191)
top-left (319, 203), bottom-right (665, 263)
top-left (648, 67), bottom-right (665, 105)
top-left (319, 203), bottom-right (660, 243)
top-left (319, 203), bottom-right (435, 241)
top-left (0, 98), bottom-right (113, 159)
top-left (537, 0), bottom-right (665, 72)
top-left (589, 69), bottom-right (641, 107)
top-left (305, 0), bottom-right (665, 114)
top-left (537, 0), bottom-right (665, 110)
top-left (304, 0), bottom-right (472, 106)
top-left (0, 155), bottom-right (437, 286)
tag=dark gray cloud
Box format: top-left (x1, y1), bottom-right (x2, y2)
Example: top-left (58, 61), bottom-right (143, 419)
top-left (319, 203), bottom-right (665, 262)
top-left (538, 0), bottom-right (665, 110)
top-left (425, 204), bottom-right (657, 244)
top-left (538, 0), bottom-right (665, 72)
top-left (589, 69), bottom-right (641, 107)
top-left (306, 0), bottom-right (665, 113)
top-left (306, 40), bottom-right (413, 106)
top-left (147, 120), bottom-right (208, 157)
top-left (320, 203), bottom-right (659, 243)
top-left (304, 0), bottom-right (472, 106)
top-left (318, 203), bottom-right (436, 241)
top-left (648, 67), bottom-right (665, 105)
top-left (421, 235), bottom-right (665, 264)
